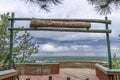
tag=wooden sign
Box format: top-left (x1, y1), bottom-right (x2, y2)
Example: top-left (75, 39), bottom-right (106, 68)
top-left (30, 19), bottom-right (91, 29)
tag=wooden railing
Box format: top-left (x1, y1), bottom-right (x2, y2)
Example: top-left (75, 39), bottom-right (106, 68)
top-left (96, 64), bottom-right (120, 80)
top-left (0, 69), bottom-right (19, 80)
top-left (15, 63), bottom-right (59, 75)
top-left (60, 61), bottom-right (107, 69)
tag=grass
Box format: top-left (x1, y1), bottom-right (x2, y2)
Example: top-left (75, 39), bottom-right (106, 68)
top-left (28, 56), bottom-right (108, 63)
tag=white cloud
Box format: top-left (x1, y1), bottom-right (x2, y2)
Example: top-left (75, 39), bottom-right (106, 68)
top-left (36, 42), bottom-right (109, 56)
top-left (38, 43), bottom-right (94, 53)
top-left (38, 44), bottom-right (69, 52)
top-left (71, 45), bottom-right (92, 50)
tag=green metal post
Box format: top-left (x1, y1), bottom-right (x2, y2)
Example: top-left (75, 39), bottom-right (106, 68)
top-left (8, 13), bottom-right (15, 69)
top-left (105, 17), bottom-right (112, 69)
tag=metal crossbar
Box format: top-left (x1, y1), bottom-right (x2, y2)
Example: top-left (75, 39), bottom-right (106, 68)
top-left (8, 28), bottom-right (111, 33)
top-left (8, 18), bottom-right (111, 24)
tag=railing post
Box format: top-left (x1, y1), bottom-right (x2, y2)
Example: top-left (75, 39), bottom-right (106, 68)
top-left (8, 12), bottom-right (15, 69)
top-left (105, 16), bottom-right (112, 69)
top-left (108, 75), bottom-right (114, 80)
top-left (67, 77), bottom-right (70, 80)
top-left (86, 78), bottom-right (89, 80)
top-left (49, 76), bottom-right (52, 80)
top-left (26, 78), bottom-right (30, 80)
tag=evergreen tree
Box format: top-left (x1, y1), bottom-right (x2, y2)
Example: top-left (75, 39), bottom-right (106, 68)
top-left (87, 0), bottom-right (120, 15)
top-left (0, 13), bottom-right (9, 62)
top-left (14, 31), bottom-right (38, 62)
top-left (26, 0), bottom-right (62, 11)
top-left (112, 53), bottom-right (120, 69)
top-left (0, 13), bottom-right (38, 63)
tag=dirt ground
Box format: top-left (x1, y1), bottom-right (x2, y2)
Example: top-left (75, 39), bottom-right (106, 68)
top-left (19, 68), bottom-right (99, 80)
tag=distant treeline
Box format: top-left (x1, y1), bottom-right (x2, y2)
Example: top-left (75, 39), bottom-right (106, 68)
top-left (28, 56), bottom-right (108, 63)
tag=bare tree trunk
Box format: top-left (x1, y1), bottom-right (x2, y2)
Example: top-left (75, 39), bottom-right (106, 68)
top-left (30, 19), bottom-right (91, 29)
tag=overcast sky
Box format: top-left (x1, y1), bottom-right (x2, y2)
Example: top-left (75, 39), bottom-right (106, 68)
top-left (0, 0), bottom-right (120, 57)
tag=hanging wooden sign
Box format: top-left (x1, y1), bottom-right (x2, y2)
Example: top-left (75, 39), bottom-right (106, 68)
top-left (30, 18), bottom-right (91, 29)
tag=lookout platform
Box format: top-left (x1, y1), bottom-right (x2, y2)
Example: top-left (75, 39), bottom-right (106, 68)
top-left (19, 68), bottom-right (99, 80)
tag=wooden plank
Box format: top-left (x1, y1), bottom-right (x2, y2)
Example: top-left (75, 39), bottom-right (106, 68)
top-left (0, 72), bottom-right (18, 80)
top-left (30, 19), bottom-right (91, 29)
top-left (15, 63), bottom-right (59, 75)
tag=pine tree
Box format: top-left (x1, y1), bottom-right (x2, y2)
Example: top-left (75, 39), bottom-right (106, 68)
top-left (0, 13), bottom-right (38, 63)
top-left (87, 0), bottom-right (120, 15)
top-left (112, 53), bottom-right (120, 69)
top-left (14, 31), bottom-right (38, 62)
top-left (26, 0), bottom-right (62, 11)
top-left (0, 13), bottom-right (9, 62)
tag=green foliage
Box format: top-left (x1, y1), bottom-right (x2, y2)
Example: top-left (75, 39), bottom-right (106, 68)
top-left (15, 59), bottom-right (36, 63)
top-left (0, 13), bottom-right (38, 64)
top-left (26, 0), bottom-right (62, 12)
top-left (112, 53), bottom-right (120, 69)
top-left (88, 0), bottom-right (120, 15)
top-left (111, 35), bottom-right (120, 69)
top-left (14, 30), bottom-right (39, 62)
top-left (0, 13), bottom-right (9, 62)
top-left (29, 56), bottom-right (107, 63)
top-left (0, 62), bottom-right (3, 67)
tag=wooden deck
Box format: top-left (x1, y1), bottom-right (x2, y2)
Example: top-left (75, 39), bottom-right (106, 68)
top-left (19, 68), bottom-right (99, 80)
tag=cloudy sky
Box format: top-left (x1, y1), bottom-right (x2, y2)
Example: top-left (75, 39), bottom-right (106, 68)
top-left (0, 0), bottom-right (120, 57)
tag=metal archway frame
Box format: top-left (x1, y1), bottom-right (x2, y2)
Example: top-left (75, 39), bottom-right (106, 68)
top-left (8, 12), bottom-right (112, 69)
